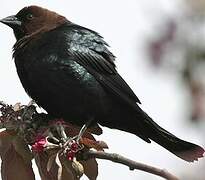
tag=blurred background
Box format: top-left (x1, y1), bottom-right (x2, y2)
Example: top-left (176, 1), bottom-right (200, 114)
top-left (0, 0), bottom-right (205, 179)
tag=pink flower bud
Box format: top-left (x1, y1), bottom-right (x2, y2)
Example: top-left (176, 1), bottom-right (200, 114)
top-left (67, 151), bottom-right (75, 161)
top-left (71, 142), bottom-right (79, 151)
top-left (32, 138), bottom-right (47, 152)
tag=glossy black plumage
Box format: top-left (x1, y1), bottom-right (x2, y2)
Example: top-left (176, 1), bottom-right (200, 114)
top-left (0, 6), bottom-right (204, 162)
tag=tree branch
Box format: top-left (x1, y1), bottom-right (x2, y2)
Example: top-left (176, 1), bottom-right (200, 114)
top-left (0, 101), bottom-right (179, 180)
top-left (84, 150), bottom-right (179, 180)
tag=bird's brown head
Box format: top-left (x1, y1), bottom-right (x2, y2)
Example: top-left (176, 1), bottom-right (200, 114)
top-left (0, 6), bottom-right (68, 40)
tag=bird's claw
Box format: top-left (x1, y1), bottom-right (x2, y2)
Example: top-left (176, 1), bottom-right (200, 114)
top-left (75, 119), bottom-right (92, 143)
top-left (76, 124), bottom-right (87, 143)
top-left (56, 123), bottom-right (68, 142)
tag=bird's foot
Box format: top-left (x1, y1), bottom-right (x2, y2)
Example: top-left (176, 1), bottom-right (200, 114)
top-left (58, 120), bottom-right (93, 159)
top-left (75, 119), bottom-right (92, 144)
top-left (36, 119), bottom-right (93, 160)
top-left (55, 121), bottom-right (68, 142)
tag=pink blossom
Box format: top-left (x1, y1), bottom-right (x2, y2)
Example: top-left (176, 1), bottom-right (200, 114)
top-left (66, 142), bottom-right (79, 161)
top-left (32, 138), bottom-right (47, 152)
top-left (70, 142), bottom-right (78, 151)
top-left (67, 151), bottom-right (75, 161)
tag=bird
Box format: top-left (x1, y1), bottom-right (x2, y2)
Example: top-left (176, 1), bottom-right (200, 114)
top-left (0, 5), bottom-right (204, 162)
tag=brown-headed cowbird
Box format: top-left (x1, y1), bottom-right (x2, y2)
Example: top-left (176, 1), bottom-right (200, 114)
top-left (0, 6), bottom-right (204, 162)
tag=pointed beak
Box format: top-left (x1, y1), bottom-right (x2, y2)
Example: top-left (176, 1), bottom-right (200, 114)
top-left (0, 15), bottom-right (21, 28)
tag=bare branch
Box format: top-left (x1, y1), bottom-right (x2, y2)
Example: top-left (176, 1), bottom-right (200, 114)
top-left (84, 150), bottom-right (179, 180)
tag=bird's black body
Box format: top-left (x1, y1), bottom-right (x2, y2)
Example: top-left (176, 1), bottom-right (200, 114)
top-left (1, 6), bottom-right (204, 162)
top-left (13, 23), bottom-right (140, 128)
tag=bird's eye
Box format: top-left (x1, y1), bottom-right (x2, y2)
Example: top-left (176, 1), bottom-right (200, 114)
top-left (26, 13), bottom-right (34, 20)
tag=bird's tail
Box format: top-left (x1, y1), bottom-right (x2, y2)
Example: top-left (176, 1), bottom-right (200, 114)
top-left (134, 111), bottom-right (205, 162)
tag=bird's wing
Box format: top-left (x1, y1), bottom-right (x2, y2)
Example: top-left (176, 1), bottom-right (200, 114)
top-left (64, 24), bottom-right (141, 106)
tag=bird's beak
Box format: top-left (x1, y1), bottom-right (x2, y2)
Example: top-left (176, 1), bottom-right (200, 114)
top-left (0, 15), bottom-right (21, 28)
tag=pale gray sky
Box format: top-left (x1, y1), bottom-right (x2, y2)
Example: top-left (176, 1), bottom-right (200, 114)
top-left (0, 0), bottom-right (204, 179)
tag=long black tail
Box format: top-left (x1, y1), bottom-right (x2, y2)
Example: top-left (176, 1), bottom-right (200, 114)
top-left (134, 111), bottom-right (204, 162)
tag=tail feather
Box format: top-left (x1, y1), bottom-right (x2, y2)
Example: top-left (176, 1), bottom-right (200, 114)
top-left (139, 112), bottom-right (205, 162)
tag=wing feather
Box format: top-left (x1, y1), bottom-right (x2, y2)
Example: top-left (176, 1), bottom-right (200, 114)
top-left (66, 24), bottom-right (141, 105)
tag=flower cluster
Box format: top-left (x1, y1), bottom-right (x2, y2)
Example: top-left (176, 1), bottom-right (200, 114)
top-left (31, 137), bottom-right (47, 152)
top-left (31, 135), bottom-right (81, 161)
top-left (66, 141), bottom-right (80, 161)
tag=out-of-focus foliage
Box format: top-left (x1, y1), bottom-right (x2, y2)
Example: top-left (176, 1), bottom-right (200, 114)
top-left (146, 1), bottom-right (205, 179)
top-left (147, 0), bottom-right (205, 122)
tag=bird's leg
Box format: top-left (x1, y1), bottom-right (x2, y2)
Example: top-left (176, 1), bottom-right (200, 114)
top-left (76, 119), bottom-right (93, 143)
top-left (55, 122), bottom-right (68, 143)
top-left (52, 119), bottom-right (93, 157)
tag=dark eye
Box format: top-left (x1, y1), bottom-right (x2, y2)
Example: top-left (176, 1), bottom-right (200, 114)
top-left (26, 13), bottom-right (34, 20)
